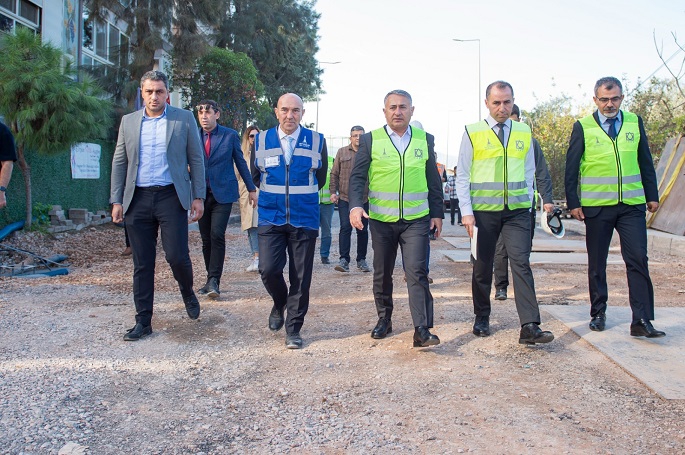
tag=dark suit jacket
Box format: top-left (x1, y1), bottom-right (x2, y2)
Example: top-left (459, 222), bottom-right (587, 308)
top-left (564, 110), bottom-right (658, 217)
top-left (202, 124), bottom-right (255, 204)
top-left (110, 105), bottom-right (206, 212)
top-left (349, 126), bottom-right (444, 219)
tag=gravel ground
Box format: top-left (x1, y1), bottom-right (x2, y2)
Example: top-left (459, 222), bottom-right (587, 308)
top-left (1, 220), bottom-right (684, 454)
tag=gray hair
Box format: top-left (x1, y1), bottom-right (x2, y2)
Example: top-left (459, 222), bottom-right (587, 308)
top-left (485, 80), bottom-right (514, 98)
top-left (594, 76), bottom-right (623, 96)
top-left (384, 89), bottom-right (412, 105)
top-left (141, 70), bottom-right (169, 90)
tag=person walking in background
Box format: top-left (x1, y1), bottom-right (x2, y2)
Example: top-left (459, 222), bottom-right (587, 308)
top-left (565, 76), bottom-right (664, 338)
top-left (318, 150), bottom-right (335, 264)
top-left (196, 100), bottom-right (257, 299)
top-left (239, 125), bottom-right (260, 272)
top-left (456, 80), bottom-right (554, 345)
top-left (445, 166), bottom-right (461, 226)
top-left (493, 104), bottom-right (554, 301)
top-left (329, 125), bottom-right (370, 273)
top-left (0, 121), bottom-right (16, 209)
top-left (110, 70), bottom-right (205, 341)
top-left (349, 90), bottom-right (443, 348)
top-left (251, 93), bottom-right (328, 349)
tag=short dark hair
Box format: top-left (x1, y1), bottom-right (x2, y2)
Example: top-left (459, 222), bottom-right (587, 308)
top-left (511, 104), bottom-right (520, 118)
top-left (384, 89), bottom-right (412, 105)
top-left (350, 125), bottom-right (365, 134)
top-left (140, 70), bottom-right (169, 90)
top-left (594, 76), bottom-right (623, 96)
top-left (485, 80), bottom-right (514, 98)
top-left (196, 99), bottom-right (220, 113)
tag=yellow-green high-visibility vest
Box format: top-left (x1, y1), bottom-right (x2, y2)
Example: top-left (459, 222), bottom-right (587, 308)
top-left (368, 127), bottom-right (430, 222)
top-left (465, 120), bottom-right (532, 211)
top-left (319, 155), bottom-right (334, 204)
top-left (578, 111), bottom-right (646, 206)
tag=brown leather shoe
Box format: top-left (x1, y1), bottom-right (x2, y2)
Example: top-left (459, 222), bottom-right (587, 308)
top-left (121, 246), bottom-right (132, 256)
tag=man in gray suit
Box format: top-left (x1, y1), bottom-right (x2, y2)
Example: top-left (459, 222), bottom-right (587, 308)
top-left (111, 70), bottom-right (206, 341)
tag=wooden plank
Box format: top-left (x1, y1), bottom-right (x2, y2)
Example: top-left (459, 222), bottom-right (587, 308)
top-left (650, 136), bottom-right (685, 235)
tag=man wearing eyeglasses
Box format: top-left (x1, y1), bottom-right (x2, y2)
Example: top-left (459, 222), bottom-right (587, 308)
top-left (251, 93), bottom-right (328, 349)
top-left (196, 100), bottom-right (257, 299)
top-left (111, 70), bottom-right (206, 341)
top-left (565, 76), bottom-right (664, 338)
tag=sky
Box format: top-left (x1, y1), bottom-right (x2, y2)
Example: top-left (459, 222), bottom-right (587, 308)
top-left (301, 0), bottom-right (684, 166)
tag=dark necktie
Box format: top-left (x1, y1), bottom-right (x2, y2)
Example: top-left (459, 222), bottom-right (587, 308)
top-left (606, 118), bottom-right (617, 140)
top-left (204, 131), bottom-right (211, 158)
top-left (496, 123), bottom-right (506, 145)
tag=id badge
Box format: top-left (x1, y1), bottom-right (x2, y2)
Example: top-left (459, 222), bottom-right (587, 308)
top-left (264, 156), bottom-right (280, 168)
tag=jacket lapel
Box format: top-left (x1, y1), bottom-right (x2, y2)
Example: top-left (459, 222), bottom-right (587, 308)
top-left (165, 105), bottom-right (176, 149)
top-left (130, 109), bottom-right (144, 164)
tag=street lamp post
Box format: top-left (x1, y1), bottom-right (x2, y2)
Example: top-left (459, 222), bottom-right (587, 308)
top-left (453, 38), bottom-right (481, 120)
top-left (315, 61), bottom-right (340, 131)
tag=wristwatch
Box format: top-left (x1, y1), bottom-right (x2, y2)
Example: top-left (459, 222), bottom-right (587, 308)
top-left (0, 186), bottom-right (6, 192)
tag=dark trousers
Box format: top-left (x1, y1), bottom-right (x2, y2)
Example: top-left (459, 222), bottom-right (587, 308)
top-left (584, 203), bottom-right (654, 321)
top-left (494, 209), bottom-right (536, 289)
top-left (450, 198), bottom-right (461, 225)
top-left (473, 208), bottom-right (540, 325)
top-left (125, 185), bottom-right (194, 326)
top-left (258, 224), bottom-right (317, 334)
top-left (197, 191), bottom-right (232, 283)
top-left (370, 216), bottom-right (434, 328)
top-left (338, 199), bottom-right (369, 262)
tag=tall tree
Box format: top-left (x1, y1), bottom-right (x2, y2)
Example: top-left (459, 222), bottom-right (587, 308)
top-left (0, 29), bottom-right (113, 227)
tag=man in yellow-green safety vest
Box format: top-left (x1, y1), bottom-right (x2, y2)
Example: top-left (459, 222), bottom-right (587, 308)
top-left (318, 154), bottom-right (335, 264)
top-left (565, 76), bottom-right (664, 338)
top-left (456, 80), bottom-right (554, 346)
top-left (348, 90), bottom-right (444, 348)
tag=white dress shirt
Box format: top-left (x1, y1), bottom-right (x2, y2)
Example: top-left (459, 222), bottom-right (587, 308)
top-left (279, 125), bottom-right (301, 165)
top-left (385, 124), bottom-right (412, 153)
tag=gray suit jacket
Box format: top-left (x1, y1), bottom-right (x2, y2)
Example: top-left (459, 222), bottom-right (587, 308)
top-left (110, 105), bottom-right (206, 213)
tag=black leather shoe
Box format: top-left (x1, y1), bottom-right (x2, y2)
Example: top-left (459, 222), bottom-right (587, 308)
top-left (321, 256), bottom-right (330, 264)
top-left (413, 326), bottom-right (440, 347)
top-left (285, 332), bottom-right (303, 349)
top-left (630, 319), bottom-right (666, 338)
top-left (197, 282), bottom-right (209, 295)
top-left (494, 288), bottom-right (507, 300)
top-left (123, 323), bottom-right (152, 341)
top-left (473, 316), bottom-right (490, 337)
top-left (207, 277), bottom-right (220, 300)
top-left (589, 313), bottom-right (606, 332)
top-left (269, 306), bottom-right (285, 332)
top-left (183, 293), bottom-right (201, 320)
top-left (371, 318), bottom-right (392, 339)
top-left (519, 322), bottom-right (554, 345)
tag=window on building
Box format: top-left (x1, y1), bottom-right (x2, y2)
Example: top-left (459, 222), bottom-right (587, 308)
top-left (81, 9), bottom-right (129, 70)
top-left (0, 0), bottom-right (41, 34)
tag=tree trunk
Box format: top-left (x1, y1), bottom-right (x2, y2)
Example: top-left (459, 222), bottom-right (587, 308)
top-left (15, 143), bottom-right (32, 229)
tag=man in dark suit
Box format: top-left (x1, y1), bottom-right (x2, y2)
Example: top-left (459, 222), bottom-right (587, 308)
top-left (348, 89), bottom-right (444, 348)
top-left (0, 121), bottom-right (16, 209)
top-left (195, 100), bottom-right (257, 299)
top-left (251, 93), bottom-right (328, 349)
top-left (565, 76), bottom-right (664, 338)
top-left (111, 70), bottom-right (206, 341)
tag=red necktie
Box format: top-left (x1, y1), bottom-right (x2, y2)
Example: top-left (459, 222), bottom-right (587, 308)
top-left (204, 132), bottom-right (211, 158)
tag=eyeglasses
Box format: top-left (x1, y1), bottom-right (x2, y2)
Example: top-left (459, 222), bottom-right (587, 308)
top-left (249, 133), bottom-right (257, 138)
top-left (195, 104), bottom-right (216, 112)
top-left (597, 96), bottom-right (622, 104)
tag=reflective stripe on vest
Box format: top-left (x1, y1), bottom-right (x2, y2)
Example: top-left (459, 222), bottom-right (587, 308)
top-left (319, 155), bottom-right (334, 204)
top-left (465, 120), bottom-right (531, 211)
top-left (368, 126), bottom-right (430, 222)
top-left (579, 111), bottom-right (645, 206)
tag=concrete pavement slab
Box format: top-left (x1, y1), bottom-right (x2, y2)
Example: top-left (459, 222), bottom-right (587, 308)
top-left (541, 305), bottom-right (685, 399)
top-left (439, 249), bottom-right (626, 265)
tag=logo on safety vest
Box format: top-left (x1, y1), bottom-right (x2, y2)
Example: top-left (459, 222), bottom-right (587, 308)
top-left (414, 148), bottom-right (423, 159)
top-left (596, 137), bottom-right (600, 145)
top-left (515, 140), bottom-right (524, 151)
top-left (625, 132), bottom-right (634, 142)
top-left (298, 136), bottom-right (310, 148)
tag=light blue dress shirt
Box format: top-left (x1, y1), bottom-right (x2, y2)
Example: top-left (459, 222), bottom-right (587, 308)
top-left (597, 111), bottom-right (622, 135)
top-left (136, 106), bottom-right (173, 187)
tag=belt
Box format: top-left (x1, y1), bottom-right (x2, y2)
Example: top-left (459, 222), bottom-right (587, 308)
top-left (136, 184), bottom-right (174, 192)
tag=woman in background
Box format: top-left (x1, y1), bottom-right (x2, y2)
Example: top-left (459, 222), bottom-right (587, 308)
top-left (238, 126), bottom-right (260, 272)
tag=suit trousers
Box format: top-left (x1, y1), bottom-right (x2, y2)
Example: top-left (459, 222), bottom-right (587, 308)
top-left (258, 224), bottom-right (317, 335)
top-left (338, 199), bottom-right (369, 262)
top-left (319, 203), bottom-right (334, 258)
top-left (584, 203), bottom-right (654, 321)
top-left (494, 209), bottom-right (536, 289)
top-left (198, 191), bottom-right (232, 283)
top-left (125, 185), bottom-right (194, 326)
top-left (369, 216), bottom-right (434, 328)
top-left (449, 198), bottom-right (461, 225)
top-left (473, 208), bottom-right (540, 325)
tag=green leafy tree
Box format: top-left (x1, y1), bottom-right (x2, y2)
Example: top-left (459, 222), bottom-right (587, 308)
top-left (524, 95), bottom-right (593, 199)
top-left (0, 29), bottom-right (113, 227)
top-left (174, 47), bottom-right (263, 131)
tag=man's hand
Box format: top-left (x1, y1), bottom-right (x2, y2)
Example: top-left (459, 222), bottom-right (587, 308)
top-left (189, 198), bottom-right (205, 223)
top-left (430, 218), bottom-right (443, 238)
top-left (0, 192), bottom-right (6, 209)
top-left (112, 204), bottom-right (124, 224)
top-left (248, 191), bottom-right (258, 208)
top-left (543, 203), bottom-right (554, 213)
top-left (350, 207), bottom-right (369, 230)
top-left (647, 201), bottom-right (659, 213)
top-left (462, 214), bottom-right (476, 238)
top-left (330, 194), bottom-right (339, 204)
top-left (571, 207), bottom-right (585, 221)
